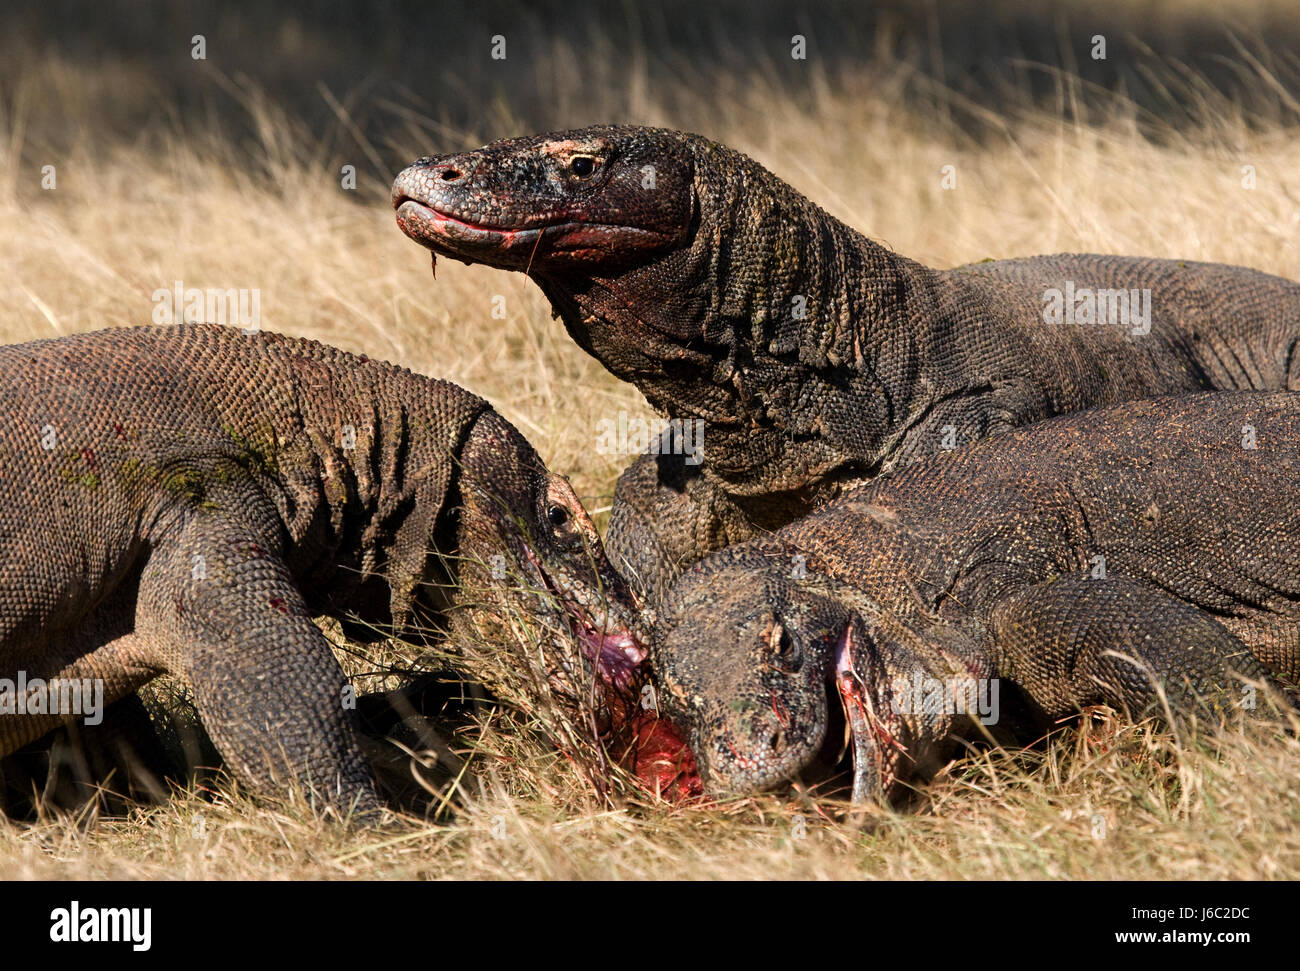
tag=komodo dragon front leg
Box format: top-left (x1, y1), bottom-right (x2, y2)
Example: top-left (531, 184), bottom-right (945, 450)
top-left (130, 490), bottom-right (378, 816)
top-left (986, 573), bottom-right (1280, 722)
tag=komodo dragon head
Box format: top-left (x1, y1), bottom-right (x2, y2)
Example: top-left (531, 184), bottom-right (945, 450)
top-left (434, 409), bottom-right (650, 695)
top-left (392, 126), bottom-right (888, 493)
top-left (391, 126), bottom-right (829, 384)
top-left (654, 555), bottom-right (980, 803)
top-left (392, 125), bottom-right (695, 280)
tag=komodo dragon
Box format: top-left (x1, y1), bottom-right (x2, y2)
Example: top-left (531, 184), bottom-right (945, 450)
top-left (652, 392), bottom-right (1300, 803)
top-left (0, 324), bottom-right (647, 816)
top-left (392, 125), bottom-right (1300, 604)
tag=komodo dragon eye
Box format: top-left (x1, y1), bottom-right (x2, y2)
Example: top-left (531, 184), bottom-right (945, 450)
top-left (765, 620), bottom-right (802, 671)
top-left (546, 504), bottom-right (570, 527)
top-left (568, 156), bottom-right (597, 179)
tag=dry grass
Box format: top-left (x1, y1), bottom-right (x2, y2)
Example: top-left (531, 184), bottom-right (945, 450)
top-left (2, 3), bottom-right (1299, 878)
top-left (4, 716), bottom-right (1299, 880)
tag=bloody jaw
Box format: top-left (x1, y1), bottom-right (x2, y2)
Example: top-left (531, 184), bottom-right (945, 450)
top-left (520, 543), bottom-right (701, 800)
top-left (520, 542), bottom-right (645, 689)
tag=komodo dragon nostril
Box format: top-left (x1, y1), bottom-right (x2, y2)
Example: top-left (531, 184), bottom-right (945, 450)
top-left (768, 729), bottom-right (784, 751)
top-left (439, 166), bottom-right (463, 182)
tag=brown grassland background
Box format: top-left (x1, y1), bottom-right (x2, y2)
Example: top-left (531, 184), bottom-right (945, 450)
top-left (1, 0), bottom-right (1299, 878)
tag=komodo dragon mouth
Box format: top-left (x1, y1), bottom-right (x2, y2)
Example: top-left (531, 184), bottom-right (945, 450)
top-left (833, 625), bottom-right (892, 804)
top-left (519, 543), bottom-right (647, 691)
top-left (684, 621), bottom-right (895, 803)
top-left (519, 543), bottom-right (702, 800)
top-left (392, 197), bottom-right (673, 270)
top-left (519, 542), bottom-right (703, 800)
top-left (705, 623), bottom-right (895, 802)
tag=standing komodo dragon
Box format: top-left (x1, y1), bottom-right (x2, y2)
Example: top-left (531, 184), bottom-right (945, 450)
top-left (392, 125), bottom-right (1300, 605)
top-left (0, 324), bottom-right (647, 816)
top-left (652, 392), bottom-right (1300, 803)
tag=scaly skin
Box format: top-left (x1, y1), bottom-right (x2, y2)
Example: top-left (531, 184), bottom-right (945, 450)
top-left (0, 324), bottom-right (646, 816)
top-left (653, 392), bottom-right (1300, 803)
top-left (392, 126), bottom-right (1300, 604)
